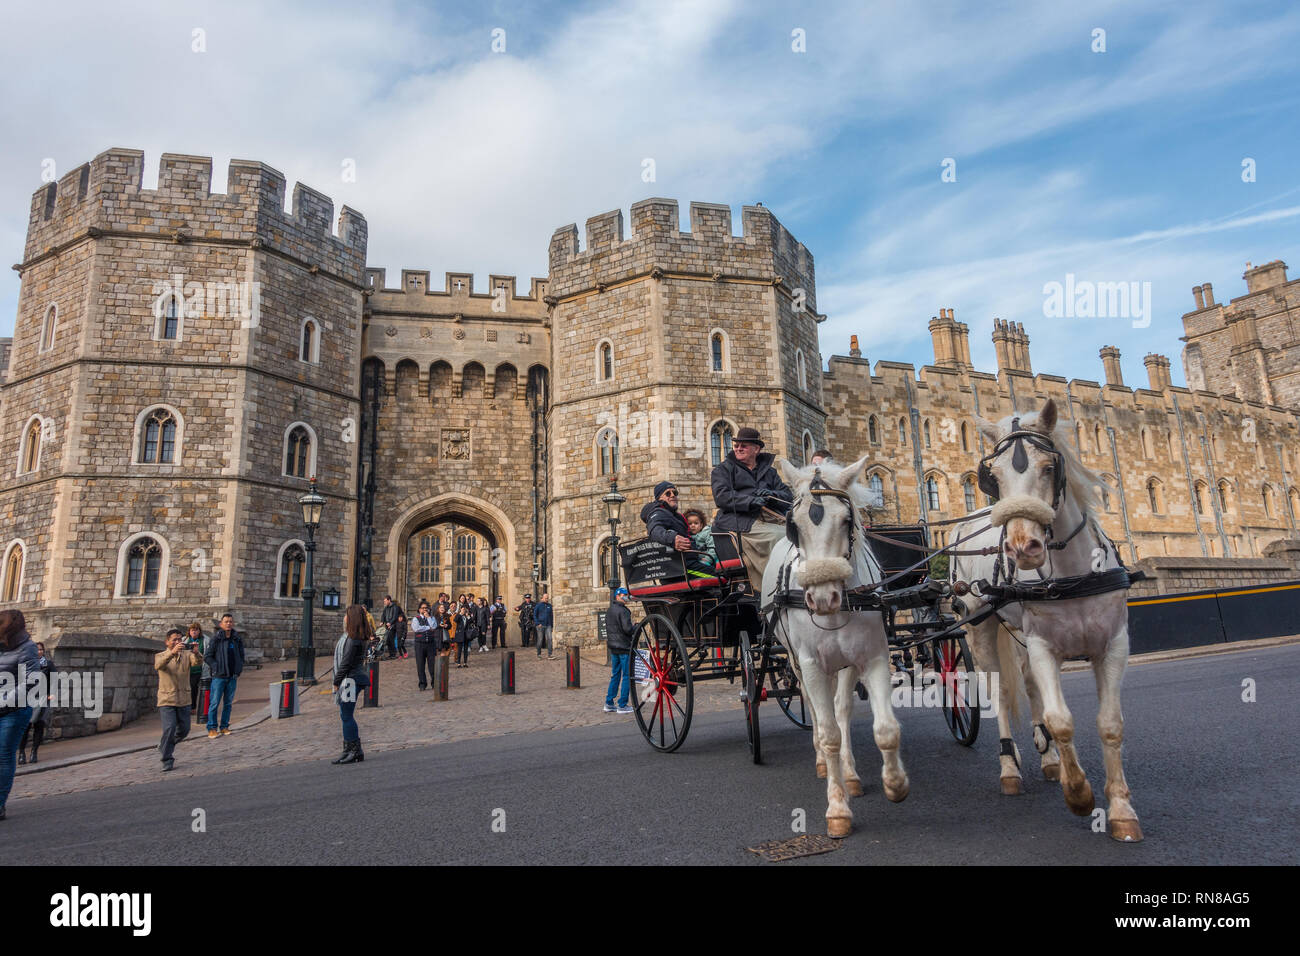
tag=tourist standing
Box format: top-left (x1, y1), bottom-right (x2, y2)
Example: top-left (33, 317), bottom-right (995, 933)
top-left (475, 597), bottom-right (491, 653)
top-left (604, 589), bottom-right (634, 715)
top-left (534, 592), bottom-right (555, 659)
top-left (155, 628), bottom-right (200, 772)
top-left (490, 597), bottom-right (507, 648)
top-left (0, 609), bottom-right (37, 821)
top-left (185, 621), bottom-right (207, 711)
top-left (331, 605), bottom-right (372, 765)
top-left (454, 602), bottom-right (475, 667)
top-left (204, 613), bottom-right (245, 738)
top-left (381, 596), bottom-right (405, 660)
top-left (410, 600), bottom-right (437, 690)
top-left (17, 641), bottom-right (53, 765)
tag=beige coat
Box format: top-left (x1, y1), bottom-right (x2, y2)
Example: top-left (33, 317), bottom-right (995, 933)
top-left (155, 645), bottom-right (199, 708)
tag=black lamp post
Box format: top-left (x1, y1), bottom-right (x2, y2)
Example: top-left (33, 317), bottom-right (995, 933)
top-left (297, 477), bottom-right (326, 685)
top-left (601, 479), bottom-right (626, 591)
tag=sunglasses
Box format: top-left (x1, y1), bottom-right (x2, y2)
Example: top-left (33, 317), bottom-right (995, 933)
top-left (662, 490), bottom-right (678, 498)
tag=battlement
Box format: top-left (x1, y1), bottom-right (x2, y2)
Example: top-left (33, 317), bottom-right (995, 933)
top-left (366, 268), bottom-right (549, 304)
top-left (547, 198), bottom-right (813, 288)
top-left (23, 148), bottom-right (367, 278)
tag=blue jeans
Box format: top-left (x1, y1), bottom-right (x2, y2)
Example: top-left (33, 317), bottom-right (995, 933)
top-left (207, 676), bottom-right (237, 730)
top-left (339, 697), bottom-right (359, 743)
top-left (0, 707), bottom-right (33, 810)
top-left (606, 653), bottom-right (631, 708)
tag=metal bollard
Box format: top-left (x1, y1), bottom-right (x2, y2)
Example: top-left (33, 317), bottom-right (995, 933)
top-left (198, 676), bottom-right (212, 722)
top-left (274, 670), bottom-right (298, 719)
top-left (500, 650), bottom-right (515, 695)
top-left (363, 657), bottom-right (380, 708)
top-left (432, 654), bottom-right (449, 700)
top-left (566, 644), bottom-right (581, 689)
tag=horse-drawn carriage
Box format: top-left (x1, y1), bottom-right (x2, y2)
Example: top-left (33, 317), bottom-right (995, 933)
top-left (617, 519), bottom-right (979, 761)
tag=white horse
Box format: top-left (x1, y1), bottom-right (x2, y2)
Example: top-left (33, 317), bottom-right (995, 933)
top-left (949, 399), bottom-right (1142, 842)
top-left (762, 455), bottom-right (909, 838)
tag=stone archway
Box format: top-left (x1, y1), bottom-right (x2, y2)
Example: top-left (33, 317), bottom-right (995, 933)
top-left (387, 494), bottom-right (519, 613)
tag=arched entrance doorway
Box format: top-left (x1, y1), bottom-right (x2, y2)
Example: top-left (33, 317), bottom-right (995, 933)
top-left (403, 515), bottom-right (498, 610)
top-left (386, 493), bottom-right (518, 616)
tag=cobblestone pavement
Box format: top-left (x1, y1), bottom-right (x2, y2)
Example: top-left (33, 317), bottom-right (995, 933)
top-left (10, 648), bottom-right (748, 802)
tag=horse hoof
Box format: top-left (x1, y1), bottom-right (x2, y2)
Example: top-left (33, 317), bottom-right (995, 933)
top-left (1065, 782), bottom-right (1095, 816)
top-left (1110, 818), bottom-right (1144, 843)
top-left (883, 779), bottom-right (909, 803)
top-left (845, 778), bottom-right (864, 797)
top-left (1042, 764), bottom-right (1061, 782)
top-left (826, 817), bottom-right (852, 839)
top-left (1000, 776), bottom-right (1022, 796)
top-left (816, 762), bottom-right (827, 779)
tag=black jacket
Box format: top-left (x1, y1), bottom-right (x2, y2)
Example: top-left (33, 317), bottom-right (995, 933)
top-left (641, 500), bottom-right (690, 549)
top-left (475, 604), bottom-right (491, 632)
top-left (381, 602), bottom-right (404, 627)
top-left (605, 600), bottom-right (635, 653)
top-left (206, 629), bottom-right (246, 679)
top-left (490, 602), bottom-right (507, 625)
top-left (710, 451), bottom-right (792, 533)
top-left (333, 637), bottom-right (370, 690)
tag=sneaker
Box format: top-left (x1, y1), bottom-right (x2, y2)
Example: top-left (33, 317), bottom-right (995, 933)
top-left (207, 730), bottom-right (219, 739)
top-left (548, 655), bottom-right (555, 660)
top-left (162, 759), bottom-right (175, 772)
top-left (617, 706), bottom-right (634, 714)
top-left (603, 704), bottom-right (616, 713)
top-left (221, 729), bottom-right (232, 736)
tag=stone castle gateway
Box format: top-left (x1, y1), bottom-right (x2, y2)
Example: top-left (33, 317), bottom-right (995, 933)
top-left (2, 148), bottom-right (1298, 655)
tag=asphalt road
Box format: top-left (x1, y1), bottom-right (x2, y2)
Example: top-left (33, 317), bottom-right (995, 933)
top-left (3, 644), bottom-right (1297, 865)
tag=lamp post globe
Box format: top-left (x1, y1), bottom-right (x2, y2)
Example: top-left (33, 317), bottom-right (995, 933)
top-left (296, 477), bottom-right (326, 685)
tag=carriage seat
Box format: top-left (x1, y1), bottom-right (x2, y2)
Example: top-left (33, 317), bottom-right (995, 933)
top-left (618, 538), bottom-right (725, 599)
top-left (711, 531), bottom-right (748, 578)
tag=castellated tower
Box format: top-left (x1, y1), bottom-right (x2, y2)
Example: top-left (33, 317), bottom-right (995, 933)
top-left (545, 200), bottom-right (826, 643)
top-left (0, 148), bottom-right (367, 651)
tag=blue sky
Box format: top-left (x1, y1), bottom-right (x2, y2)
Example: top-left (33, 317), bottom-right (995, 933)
top-left (2, 0), bottom-right (1298, 387)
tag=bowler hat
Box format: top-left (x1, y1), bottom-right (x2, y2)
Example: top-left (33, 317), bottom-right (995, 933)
top-left (734, 427), bottom-right (765, 448)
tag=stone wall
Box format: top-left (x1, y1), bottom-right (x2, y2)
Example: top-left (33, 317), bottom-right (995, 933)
top-left (44, 632), bottom-right (165, 739)
top-left (1128, 556), bottom-right (1298, 599)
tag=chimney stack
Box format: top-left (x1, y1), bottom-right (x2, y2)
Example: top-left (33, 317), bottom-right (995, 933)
top-left (849, 334), bottom-right (861, 358)
top-left (992, 318), bottom-right (1012, 373)
top-left (1099, 345), bottom-right (1123, 386)
top-left (1202, 282), bottom-right (1215, 307)
top-left (1193, 285), bottom-right (1205, 310)
top-left (1143, 353), bottom-right (1172, 391)
top-left (1013, 322), bottom-right (1032, 374)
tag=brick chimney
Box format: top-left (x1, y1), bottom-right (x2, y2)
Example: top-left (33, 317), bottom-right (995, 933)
top-left (929, 310), bottom-right (956, 367)
top-left (1012, 322), bottom-right (1032, 375)
top-left (1143, 353), bottom-right (1171, 390)
top-left (992, 318), bottom-right (1013, 373)
top-left (1244, 260), bottom-right (1288, 294)
top-left (1099, 345), bottom-right (1123, 386)
top-left (1202, 282), bottom-right (1215, 307)
top-left (1193, 285), bottom-right (1205, 310)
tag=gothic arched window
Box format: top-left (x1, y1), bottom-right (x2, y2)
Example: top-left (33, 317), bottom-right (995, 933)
top-left (597, 428), bottom-right (619, 476)
top-left (710, 421), bottom-right (733, 467)
top-left (125, 537), bottom-right (163, 596)
top-left (139, 408), bottom-right (178, 464)
top-left (278, 543), bottom-right (305, 598)
top-left (285, 425), bottom-right (312, 479)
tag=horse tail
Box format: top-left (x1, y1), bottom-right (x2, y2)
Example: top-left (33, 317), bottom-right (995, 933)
top-left (996, 623), bottom-right (1024, 725)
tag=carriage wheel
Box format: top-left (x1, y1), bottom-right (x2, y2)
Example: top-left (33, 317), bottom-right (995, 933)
top-left (630, 615), bottom-right (694, 753)
top-left (931, 635), bottom-right (980, 746)
top-left (740, 631), bottom-right (761, 764)
top-left (770, 659), bottom-right (812, 729)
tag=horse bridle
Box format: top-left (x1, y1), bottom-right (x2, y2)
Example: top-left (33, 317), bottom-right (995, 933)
top-left (785, 468), bottom-right (858, 562)
top-left (976, 417), bottom-right (1067, 509)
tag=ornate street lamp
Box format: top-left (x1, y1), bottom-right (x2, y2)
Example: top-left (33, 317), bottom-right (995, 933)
top-left (297, 477), bottom-right (326, 685)
top-left (601, 479), bottom-right (626, 592)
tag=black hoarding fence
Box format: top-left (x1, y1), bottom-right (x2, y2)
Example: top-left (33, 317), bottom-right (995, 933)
top-left (1127, 580), bottom-right (1300, 653)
